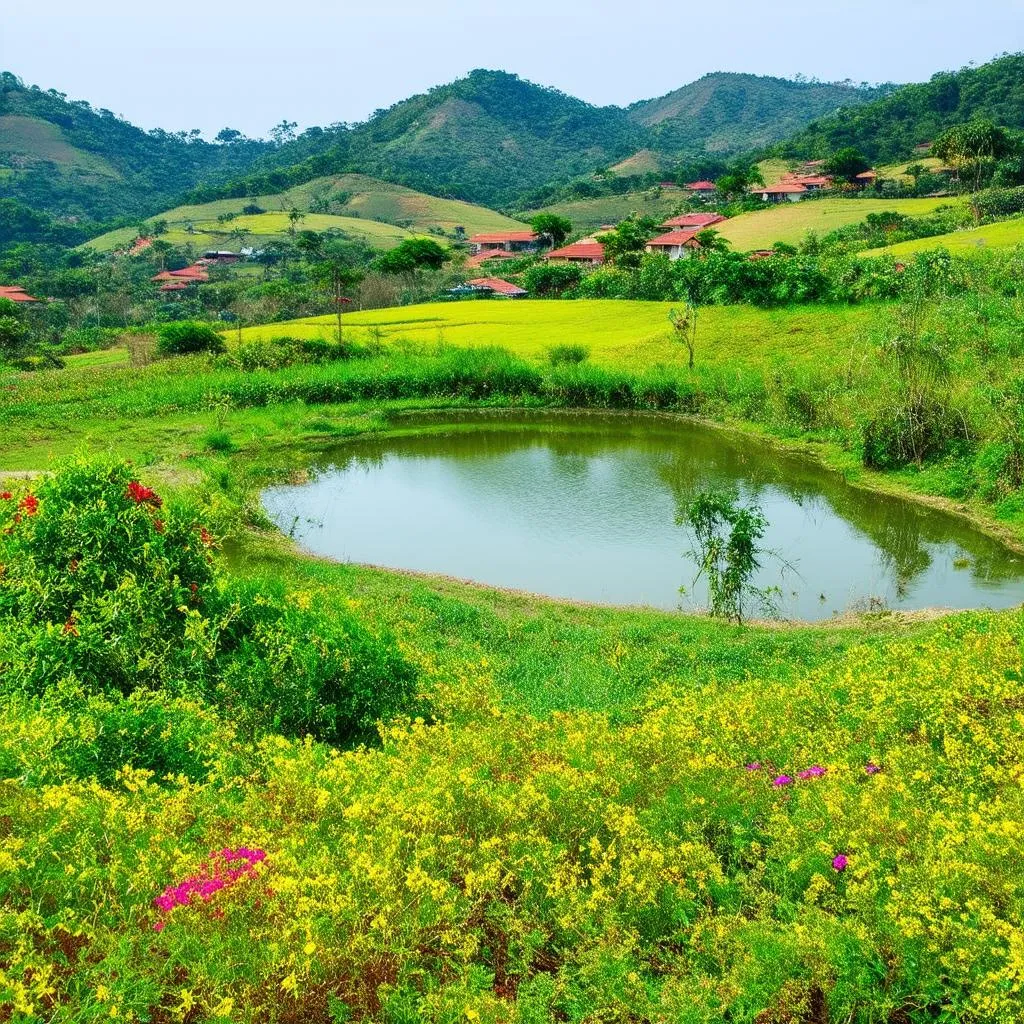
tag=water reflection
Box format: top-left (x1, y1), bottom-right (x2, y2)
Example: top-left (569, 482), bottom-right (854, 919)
top-left (262, 411), bottom-right (1024, 619)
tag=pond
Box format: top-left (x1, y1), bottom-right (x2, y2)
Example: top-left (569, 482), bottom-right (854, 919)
top-left (262, 411), bottom-right (1024, 620)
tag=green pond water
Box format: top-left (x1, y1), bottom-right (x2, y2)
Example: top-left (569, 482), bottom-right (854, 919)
top-left (261, 411), bottom-right (1024, 620)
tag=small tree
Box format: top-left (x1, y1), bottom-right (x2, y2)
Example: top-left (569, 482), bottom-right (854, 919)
top-left (933, 119), bottom-right (1013, 193)
top-left (823, 147), bottom-right (871, 183)
top-left (372, 237), bottom-right (449, 275)
top-left (678, 488), bottom-right (779, 624)
top-left (529, 213), bottom-right (572, 248)
top-left (598, 216), bottom-right (658, 270)
top-left (668, 302), bottom-right (698, 369)
top-left (287, 207), bottom-right (305, 236)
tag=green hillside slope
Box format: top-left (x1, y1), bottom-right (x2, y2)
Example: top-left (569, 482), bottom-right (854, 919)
top-left (630, 73), bottom-right (888, 155)
top-left (776, 52), bottom-right (1024, 162)
top-left (717, 197), bottom-right (960, 250)
top-left (82, 173), bottom-right (527, 252)
top-left (0, 72), bottom-right (269, 220)
top-left (864, 214), bottom-right (1024, 258)
top-left (522, 189), bottom-right (686, 233)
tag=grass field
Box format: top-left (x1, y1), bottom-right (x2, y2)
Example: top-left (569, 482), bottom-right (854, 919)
top-left (718, 196), bottom-right (960, 251)
top-left (864, 214), bottom-right (1024, 258)
top-left (238, 299), bottom-right (883, 370)
top-left (82, 173), bottom-right (527, 252)
top-left (521, 190), bottom-right (687, 233)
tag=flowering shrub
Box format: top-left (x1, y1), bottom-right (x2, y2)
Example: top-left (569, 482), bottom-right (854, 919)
top-left (0, 457), bottom-right (417, 750)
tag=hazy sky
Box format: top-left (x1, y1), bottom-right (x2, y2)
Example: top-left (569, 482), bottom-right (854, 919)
top-left (4, 0), bottom-right (1023, 138)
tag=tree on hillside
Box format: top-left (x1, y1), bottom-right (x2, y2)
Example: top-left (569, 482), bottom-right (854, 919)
top-left (372, 238), bottom-right (449, 275)
top-left (668, 301), bottom-right (698, 369)
top-left (598, 216), bottom-right (659, 270)
top-left (529, 213), bottom-right (572, 248)
top-left (287, 207), bottom-right (305, 236)
top-left (715, 164), bottom-right (764, 201)
top-left (933, 119), bottom-right (1014, 192)
top-left (823, 147), bottom-right (871, 183)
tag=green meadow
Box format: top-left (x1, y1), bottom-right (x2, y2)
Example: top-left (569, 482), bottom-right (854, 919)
top-left (864, 213), bottom-right (1024, 258)
top-left (717, 196), bottom-right (960, 250)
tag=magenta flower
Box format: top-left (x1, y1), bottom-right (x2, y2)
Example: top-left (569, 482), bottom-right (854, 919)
top-left (772, 775), bottom-right (794, 787)
top-left (797, 765), bottom-right (827, 779)
top-left (864, 762), bottom-right (882, 775)
top-left (152, 847), bottom-right (268, 930)
top-left (832, 854), bottom-right (848, 872)
top-left (744, 762), bottom-right (762, 772)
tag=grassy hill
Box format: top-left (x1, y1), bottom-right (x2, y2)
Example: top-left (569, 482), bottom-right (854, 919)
top-left (0, 71), bottom-right (269, 220)
top-left (629, 73), bottom-right (888, 154)
top-left (717, 197), bottom-right (960, 251)
top-left (82, 173), bottom-right (527, 252)
top-left (521, 189), bottom-right (688, 233)
top-left (864, 214), bottom-right (1024, 258)
top-left (775, 52), bottom-right (1024, 163)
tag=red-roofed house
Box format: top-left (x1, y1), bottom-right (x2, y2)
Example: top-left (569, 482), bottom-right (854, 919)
top-left (467, 277), bottom-right (527, 297)
top-left (151, 265), bottom-right (210, 285)
top-left (645, 230), bottom-right (702, 260)
top-left (158, 282), bottom-right (191, 293)
top-left (855, 170), bottom-right (878, 186)
top-left (464, 249), bottom-right (521, 270)
top-left (659, 213), bottom-right (727, 231)
top-left (683, 180), bottom-right (717, 200)
top-left (0, 285), bottom-right (40, 303)
top-left (750, 181), bottom-right (808, 203)
top-left (467, 231), bottom-right (539, 255)
top-left (543, 239), bottom-right (605, 265)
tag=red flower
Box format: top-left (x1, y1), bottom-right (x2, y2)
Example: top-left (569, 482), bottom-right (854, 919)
top-left (199, 527), bottom-right (214, 548)
top-left (18, 495), bottom-right (39, 517)
top-left (126, 481), bottom-right (162, 508)
top-left (0, 491), bottom-right (11, 501)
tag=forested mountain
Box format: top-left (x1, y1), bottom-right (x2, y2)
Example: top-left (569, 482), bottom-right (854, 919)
top-left (628, 73), bottom-right (889, 154)
top-left (187, 70), bottom-right (886, 209)
top-left (775, 53), bottom-right (1024, 162)
top-left (0, 73), bottom-right (270, 220)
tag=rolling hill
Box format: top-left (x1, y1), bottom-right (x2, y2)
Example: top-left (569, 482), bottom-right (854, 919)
top-left (0, 72), bottom-right (269, 220)
top-left (775, 52), bottom-right (1024, 163)
top-left (716, 197), bottom-right (960, 251)
top-left (82, 173), bottom-right (528, 252)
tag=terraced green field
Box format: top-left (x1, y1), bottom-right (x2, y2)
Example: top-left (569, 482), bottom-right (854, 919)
top-left (82, 173), bottom-right (528, 252)
top-left (718, 197), bottom-right (961, 251)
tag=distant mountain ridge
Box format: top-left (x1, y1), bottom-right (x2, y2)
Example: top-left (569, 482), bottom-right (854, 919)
top-left (774, 53), bottom-right (1024, 162)
top-left (0, 72), bottom-right (270, 220)
top-left (629, 72), bottom-right (891, 154)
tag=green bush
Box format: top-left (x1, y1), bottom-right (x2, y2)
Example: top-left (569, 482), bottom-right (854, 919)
top-left (156, 320), bottom-right (226, 356)
top-left (213, 580), bottom-right (420, 745)
top-left (547, 343), bottom-right (590, 365)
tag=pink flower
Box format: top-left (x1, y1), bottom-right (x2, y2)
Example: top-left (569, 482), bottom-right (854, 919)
top-left (864, 762), bottom-right (882, 775)
top-left (832, 854), bottom-right (848, 872)
top-left (772, 775), bottom-right (793, 787)
top-left (153, 921), bottom-right (165, 932)
top-left (797, 765), bottom-right (826, 779)
top-left (744, 762), bottom-right (762, 772)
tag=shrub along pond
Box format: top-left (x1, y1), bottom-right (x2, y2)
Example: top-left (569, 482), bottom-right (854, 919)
top-left (262, 411), bottom-right (1024, 620)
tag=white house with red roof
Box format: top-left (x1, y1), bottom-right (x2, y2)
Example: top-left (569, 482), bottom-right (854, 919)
top-left (0, 285), bottom-right (41, 304)
top-left (645, 229), bottom-right (702, 260)
top-left (543, 239), bottom-right (605, 265)
top-left (451, 277), bottom-right (528, 299)
top-left (750, 181), bottom-right (809, 203)
top-left (683, 180), bottom-right (718, 200)
top-left (467, 231), bottom-right (539, 255)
